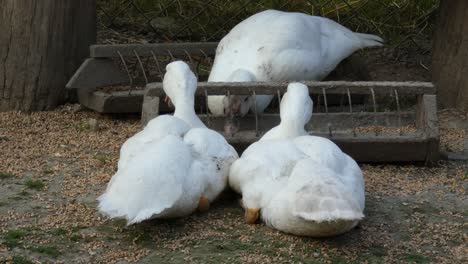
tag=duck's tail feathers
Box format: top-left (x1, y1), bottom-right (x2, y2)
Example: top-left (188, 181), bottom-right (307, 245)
top-left (355, 33), bottom-right (384, 48)
top-left (292, 181), bottom-right (364, 222)
top-left (97, 193), bottom-right (175, 226)
top-left (97, 170), bottom-right (182, 225)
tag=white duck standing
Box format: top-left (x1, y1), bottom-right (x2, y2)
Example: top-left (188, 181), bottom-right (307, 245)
top-left (229, 83), bottom-right (365, 237)
top-left (98, 61), bottom-right (239, 225)
top-left (207, 9), bottom-right (383, 117)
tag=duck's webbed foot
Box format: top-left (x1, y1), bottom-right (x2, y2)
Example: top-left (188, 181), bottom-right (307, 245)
top-left (197, 195), bottom-right (210, 212)
top-left (245, 208), bottom-right (260, 224)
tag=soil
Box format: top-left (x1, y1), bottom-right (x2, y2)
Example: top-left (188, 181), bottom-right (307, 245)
top-left (0, 105), bottom-right (466, 264)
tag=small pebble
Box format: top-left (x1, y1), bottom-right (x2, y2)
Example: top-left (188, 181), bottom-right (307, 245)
top-left (88, 118), bottom-right (99, 131)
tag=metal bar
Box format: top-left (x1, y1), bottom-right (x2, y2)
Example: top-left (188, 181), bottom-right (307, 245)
top-left (146, 81), bottom-right (436, 96)
top-left (166, 49), bottom-right (176, 61)
top-left (133, 50), bottom-right (148, 84)
top-left (150, 50), bottom-right (164, 80)
top-left (323, 87), bottom-right (333, 137)
top-left (322, 88), bottom-right (329, 113)
top-left (183, 50), bottom-right (197, 77)
top-left (277, 90), bottom-right (281, 110)
top-left (116, 51), bottom-right (134, 95)
top-left (204, 89), bottom-right (211, 127)
top-left (252, 90), bottom-right (259, 137)
top-left (347, 88), bottom-right (356, 137)
top-left (199, 49), bottom-right (211, 61)
top-left (394, 89), bottom-right (403, 136)
top-left (370, 88), bottom-right (378, 136)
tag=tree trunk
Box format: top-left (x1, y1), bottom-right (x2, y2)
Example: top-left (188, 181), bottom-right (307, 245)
top-left (432, 0), bottom-right (468, 112)
top-left (0, 0), bottom-right (96, 111)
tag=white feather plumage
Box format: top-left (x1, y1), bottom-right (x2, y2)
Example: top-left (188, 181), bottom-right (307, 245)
top-left (229, 83), bottom-right (365, 237)
top-left (98, 61), bottom-right (238, 225)
top-left (207, 9), bottom-right (383, 116)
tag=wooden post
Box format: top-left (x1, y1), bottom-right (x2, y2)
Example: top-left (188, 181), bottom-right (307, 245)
top-left (141, 95), bottom-right (160, 126)
top-left (432, 0), bottom-right (468, 111)
top-left (0, 0), bottom-right (96, 111)
top-left (416, 95), bottom-right (440, 163)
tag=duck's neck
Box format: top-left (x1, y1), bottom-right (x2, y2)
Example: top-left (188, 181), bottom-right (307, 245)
top-left (173, 96), bottom-right (203, 127)
top-left (277, 120), bottom-right (307, 138)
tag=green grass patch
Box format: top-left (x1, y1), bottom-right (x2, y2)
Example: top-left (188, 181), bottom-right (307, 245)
top-left (3, 229), bottom-right (27, 248)
top-left (0, 171), bottom-right (15, 179)
top-left (400, 253), bottom-right (431, 263)
top-left (355, 254), bottom-right (385, 264)
top-left (31, 245), bottom-right (61, 258)
top-left (71, 226), bottom-right (86, 233)
top-left (330, 255), bottom-right (348, 264)
top-left (52, 228), bottom-right (67, 236)
top-left (19, 190), bottom-right (30, 196)
top-left (69, 234), bottom-right (81, 242)
top-left (93, 154), bottom-right (108, 164)
top-left (24, 179), bottom-right (45, 191)
top-left (11, 256), bottom-right (33, 264)
top-left (42, 168), bottom-right (54, 175)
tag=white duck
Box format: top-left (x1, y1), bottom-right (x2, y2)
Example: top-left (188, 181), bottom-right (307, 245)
top-left (229, 83), bottom-right (365, 237)
top-left (98, 61), bottom-right (239, 225)
top-left (207, 9), bottom-right (383, 117)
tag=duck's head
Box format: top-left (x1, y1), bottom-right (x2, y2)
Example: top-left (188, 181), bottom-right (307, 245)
top-left (163, 61), bottom-right (197, 108)
top-left (279, 83), bottom-right (313, 128)
top-left (223, 69), bottom-right (256, 117)
top-left (222, 69), bottom-right (255, 137)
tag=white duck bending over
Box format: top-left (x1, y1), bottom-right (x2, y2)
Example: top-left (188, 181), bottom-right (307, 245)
top-left (98, 61), bottom-right (239, 225)
top-left (229, 83), bottom-right (365, 237)
top-left (207, 9), bottom-right (383, 118)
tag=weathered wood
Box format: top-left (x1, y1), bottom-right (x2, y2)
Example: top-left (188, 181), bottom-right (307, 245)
top-left (80, 89), bottom-right (211, 114)
top-left (197, 112), bottom-right (415, 132)
top-left (0, 0), bottom-right (96, 111)
top-left (416, 94), bottom-right (440, 163)
top-left (66, 58), bottom-right (128, 91)
top-left (146, 81), bottom-right (435, 96)
top-left (78, 90), bottom-right (145, 113)
top-left (432, 0), bottom-right (468, 111)
top-left (141, 110), bottom-right (416, 128)
top-left (90, 42), bottom-right (218, 58)
top-left (223, 131), bottom-right (434, 162)
top-left (141, 96), bottom-right (160, 125)
top-left (332, 136), bottom-right (433, 163)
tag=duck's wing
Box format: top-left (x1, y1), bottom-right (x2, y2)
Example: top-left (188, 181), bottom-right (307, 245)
top-left (293, 135), bottom-right (365, 211)
top-left (117, 115), bottom-right (190, 171)
top-left (183, 128), bottom-right (239, 201)
top-left (98, 135), bottom-right (192, 225)
top-left (293, 136), bottom-right (348, 172)
top-left (341, 154), bottom-right (365, 211)
top-left (229, 139), bottom-right (305, 193)
top-left (289, 159), bottom-right (364, 222)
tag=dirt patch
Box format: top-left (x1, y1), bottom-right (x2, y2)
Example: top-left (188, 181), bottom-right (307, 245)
top-left (0, 105), bottom-right (466, 263)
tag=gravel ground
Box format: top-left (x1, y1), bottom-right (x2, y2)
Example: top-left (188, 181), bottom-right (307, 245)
top-left (0, 105), bottom-right (466, 264)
